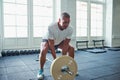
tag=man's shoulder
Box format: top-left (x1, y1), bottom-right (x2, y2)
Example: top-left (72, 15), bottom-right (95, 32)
top-left (67, 25), bottom-right (73, 30)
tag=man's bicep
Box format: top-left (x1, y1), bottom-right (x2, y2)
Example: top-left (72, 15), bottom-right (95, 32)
top-left (48, 28), bottom-right (54, 39)
top-left (66, 28), bottom-right (73, 39)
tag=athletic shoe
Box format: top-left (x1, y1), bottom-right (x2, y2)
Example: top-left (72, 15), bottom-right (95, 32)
top-left (37, 69), bottom-right (44, 79)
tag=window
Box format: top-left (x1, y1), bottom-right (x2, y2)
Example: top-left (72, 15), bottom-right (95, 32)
top-left (76, 0), bottom-right (104, 37)
top-left (33, 0), bottom-right (53, 37)
top-left (91, 0), bottom-right (105, 2)
top-left (76, 1), bottom-right (88, 37)
top-left (3, 0), bottom-right (54, 38)
top-left (91, 3), bottom-right (103, 36)
top-left (3, 0), bottom-right (28, 38)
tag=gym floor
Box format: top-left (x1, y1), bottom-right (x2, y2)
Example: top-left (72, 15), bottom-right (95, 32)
top-left (0, 50), bottom-right (120, 80)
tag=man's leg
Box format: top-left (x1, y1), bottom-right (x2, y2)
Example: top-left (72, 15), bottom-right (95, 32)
top-left (67, 45), bottom-right (79, 76)
top-left (67, 45), bottom-right (74, 58)
top-left (39, 42), bottom-right (49, 69)
top-left (58, 42), bottom-right (74, 58)
top-left (37, 42), bottom-right (49, 79)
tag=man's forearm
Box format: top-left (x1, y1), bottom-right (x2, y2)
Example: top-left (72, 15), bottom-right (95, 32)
top-left (62, 39), bottom-right (71, 54)
top-left (50, 46), bottom-right (56, 59)
top-left (48, 39), bottom-right (56, 59)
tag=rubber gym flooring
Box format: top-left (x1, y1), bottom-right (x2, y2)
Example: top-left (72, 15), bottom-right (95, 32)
top-left (0, 50), bottom-right (120, 80)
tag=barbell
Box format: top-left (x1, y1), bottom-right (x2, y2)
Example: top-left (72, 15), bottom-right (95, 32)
top-left (50, 55), bottom-right (78, 80)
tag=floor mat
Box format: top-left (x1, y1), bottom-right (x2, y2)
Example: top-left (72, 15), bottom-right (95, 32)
top-left (108, 48), bottom-right (120, 51)
top-left (86, 49), bottom-right (107, 53)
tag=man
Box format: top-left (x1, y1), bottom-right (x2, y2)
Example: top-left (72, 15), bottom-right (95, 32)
top-left (37, 12), bottom-right (74, 79)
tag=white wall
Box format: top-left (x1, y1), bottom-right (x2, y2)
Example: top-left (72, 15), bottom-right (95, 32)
top-left (105, 0), bottom-right (113, 47)
top-left (0, 0), bottom-right (3, 56)
top-left (105, 0), bottom-right (120, 47)
top-left (61, 0), bottom-right (77, 49)
top-left (112, 0), bottom-right (120, 47)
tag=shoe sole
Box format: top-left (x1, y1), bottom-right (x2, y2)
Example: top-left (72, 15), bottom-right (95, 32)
top-left (37, 74), bottom-right (44, 80)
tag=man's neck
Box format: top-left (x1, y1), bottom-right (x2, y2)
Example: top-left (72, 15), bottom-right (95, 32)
top-left (58, 22), bottom-right (64, 30)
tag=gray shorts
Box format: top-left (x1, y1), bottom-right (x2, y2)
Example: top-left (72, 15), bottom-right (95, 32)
top-left (42, 39), bottom-right (63, 50)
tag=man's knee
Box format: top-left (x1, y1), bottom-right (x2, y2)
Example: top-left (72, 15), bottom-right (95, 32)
top-left (68, 45), bottom-right (74, 58)
top-left (62, 45), bottom-right (74, 54)
top-left (40, 49), bottom-right (48, 57)
top-left (40, 43), bottom-right (49, 57)
top-left (69, 46), bottom-right (74, 51)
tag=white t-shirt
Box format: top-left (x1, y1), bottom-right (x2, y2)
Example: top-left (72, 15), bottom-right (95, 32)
top-left (43, 22), bottom-right (73, 45)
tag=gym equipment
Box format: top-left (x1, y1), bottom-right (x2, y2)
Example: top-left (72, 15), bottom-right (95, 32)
top-left (50, 55), bottom-right (77, 80)
top-left (20, 50), bottom-right (24, 55)
top-left (28, 50), bottom-right (31, 54)
top-left (15, 50), bottom-right (19, 55)
top-left (37, 55), bottom-right (78, 80)
top-left (86, 49), bottom-right (107, 53)
top-left (38, 49), bottom-right (40, 53)
top-left (1, 49), bottom-right (41, 57)
top-left (11, 50), bottom-right (16, 56)
top-left (31, 50), bottom-right (35, 54)
top-left (76, 40), bottom-right (89, 50)
top-left (1, 51), bottom-right (6, 57)
top-left (93, 40), bottom-right (104, 48)
top-left (6, 50), bottom-right (13, 56)
top-left (35, 50), bottom-right (38, 53)
top-left (24, 50), bottom-right (29, 55)
top-left (108, 47), bottom-right (120, 51)
top-left (85, 40), bottom-right (107, 53)
top-left (1, 50), bottom-right (20, 57)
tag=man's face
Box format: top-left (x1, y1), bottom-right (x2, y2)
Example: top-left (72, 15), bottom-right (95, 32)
top-left (59, 17), bottom-right (70, 30)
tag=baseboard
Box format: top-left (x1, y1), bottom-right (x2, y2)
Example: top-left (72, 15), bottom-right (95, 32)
top-left (0, 52), bottom-right (2, 57)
